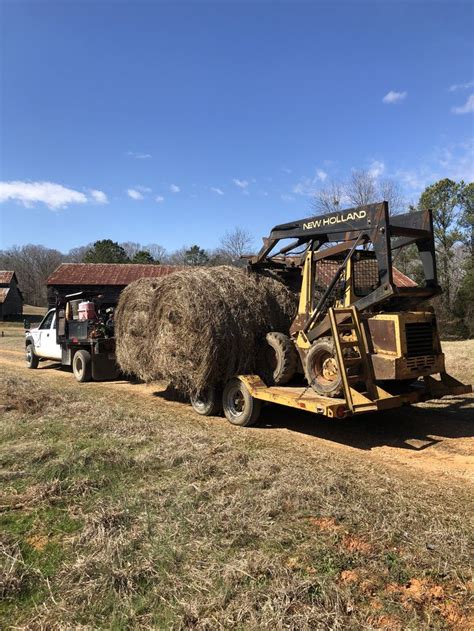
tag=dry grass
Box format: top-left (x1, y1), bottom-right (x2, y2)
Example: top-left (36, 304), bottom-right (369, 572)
top-left (0, 368), bottom-right (472, 629)
top-left (442, 339), bottom-right (474, 382)
top-left (116, 266), bottom-right (297, 394)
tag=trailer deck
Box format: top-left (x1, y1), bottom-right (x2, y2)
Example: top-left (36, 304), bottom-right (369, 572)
top-left (239, 374), bottom-right (472, 419)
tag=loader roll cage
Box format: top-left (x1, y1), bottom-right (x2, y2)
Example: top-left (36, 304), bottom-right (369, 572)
top-left (248, 202), bottom-right (441, 313)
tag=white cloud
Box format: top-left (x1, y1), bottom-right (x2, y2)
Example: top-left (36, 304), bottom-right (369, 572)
top-left (127, 188), bottom-right (144, 200)
top-left (233, 178), bottom-right (249, 190)
top-left (368, 160), bottom-right (385, 179)
top-left (394, 139), bottom-right (474, 195)
top-left (89, 189), bottom-right (108, 204)
top-left (436, 140), bottom-right (474, 182)
top-left (281, 194), bottom-right (295, 202)
top-left (448, 80), bottom-right (474, 92)
top-left (136, 185), bottom-right (152, 193)
top-left (452, 94), bottom-right (474, 115)
top-left (170, 184), bottom-right (180, 193)
top-left (293, 168), bottom-right (329, 196)
top-left (155, 195), bottom-right (164, 203)
top-left (281, 167), bottom-right (292, 174)
top-left (127, 151), bottom-right (152, 159)
top-left (210, 187), bottom-right (224, 195)
top-left (0, 180), bottom-right (87, 210)
top-left (382, 90), bottom-right (407, 104)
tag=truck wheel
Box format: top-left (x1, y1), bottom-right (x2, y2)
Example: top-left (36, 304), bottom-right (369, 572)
top-left (305, 338), bottom-right (343, 398)
top-left (190, 386), bottom-right (222, 416)
top-left (222, 378), bottom-right (261, 427)
top-left (25, 343), bottom-right (39, 369)
top-left (258, 332), bottom-right (298, 386)
top-left (73, 350), bottom-right (92, 383)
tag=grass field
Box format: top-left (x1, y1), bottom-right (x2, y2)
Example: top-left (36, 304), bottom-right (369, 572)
top-left (0, 337), bottom-right (473, 629)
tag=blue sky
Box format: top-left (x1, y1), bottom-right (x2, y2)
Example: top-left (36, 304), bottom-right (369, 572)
top-left (1, 0), bottom-right (473, 253)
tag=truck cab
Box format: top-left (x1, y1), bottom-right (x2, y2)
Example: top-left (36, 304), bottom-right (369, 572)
top-left (25, 308), bottom-right (62, 364)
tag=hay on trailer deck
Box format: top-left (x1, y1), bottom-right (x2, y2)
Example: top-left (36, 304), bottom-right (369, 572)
top-left (115, 277), bottom-right (163, 381)
top-left (116, 266), bottom-right (298, 394)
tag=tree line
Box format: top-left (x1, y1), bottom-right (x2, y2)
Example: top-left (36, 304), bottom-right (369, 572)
top-left (1, 176), bottom-right (472, 337)
top-left (0, 228), bottom-right (254, 307)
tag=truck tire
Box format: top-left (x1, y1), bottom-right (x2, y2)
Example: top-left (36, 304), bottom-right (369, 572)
top-left (305, 338), bottom-right (343, 398)
top-left (73, 350), bottom-right (92, 383)
top-left (258, 332), bottom-right (298, 386)
top-left (25, 343), bottom-right (39, 369)
top-left (190, 386), bottom-right (222, 416)
top-left (222, 378), bottom-right (261, 427)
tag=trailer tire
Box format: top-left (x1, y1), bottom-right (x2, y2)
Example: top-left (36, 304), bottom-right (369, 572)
top-left (258, 332), bottom-right (298, 386)
top-left (305, 338), bottom-right (343, 398)
top-left (222, 378), bottom-right (261, 427)
top-left (25, 343), bottom-right (39, 369)
top-left (190, 386), bottom-right (222, 416)
top-left (73, 350), bottom-right (92, 383)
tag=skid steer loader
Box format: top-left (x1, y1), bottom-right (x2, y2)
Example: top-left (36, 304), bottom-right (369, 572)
top-left (190, 202), bottom-right (471, 426)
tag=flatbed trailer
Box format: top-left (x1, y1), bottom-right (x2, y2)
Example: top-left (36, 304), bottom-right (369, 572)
top-left (191, 370), bottom-right (472, 426)
top-left (238, 373), bottom-right (472, 419)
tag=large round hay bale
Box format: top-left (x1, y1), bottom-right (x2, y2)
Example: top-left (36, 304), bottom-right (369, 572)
top-left (115, 277), bottom-right (163, 381)
top-left (116, 266), bottom-right (298, 394)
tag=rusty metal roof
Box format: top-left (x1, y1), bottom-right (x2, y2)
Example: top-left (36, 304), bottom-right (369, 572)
top-left (0, 271), bottom-right (15, 285)
top-left (393, 268), bottom-right (417, 288)
top-left (47, 263), bottom-right (185, 286)
top-left (0, 288), bottom-right (10, 303)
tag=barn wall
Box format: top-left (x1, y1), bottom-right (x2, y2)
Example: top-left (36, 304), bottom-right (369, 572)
top-left (0, 280), bottom-right (23, 319)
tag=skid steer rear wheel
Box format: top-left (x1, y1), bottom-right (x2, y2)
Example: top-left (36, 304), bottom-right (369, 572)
top-left (258, 332), bottom-right (298, 386)
top-left (305, 338), bottom-right (343, 398)
top-left (190, 386), bottom-right (222, 416)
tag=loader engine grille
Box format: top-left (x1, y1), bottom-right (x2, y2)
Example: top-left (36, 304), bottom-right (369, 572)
top-left (405, 322), bottom-right (434, 357)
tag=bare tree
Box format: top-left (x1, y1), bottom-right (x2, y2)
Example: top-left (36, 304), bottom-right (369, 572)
top-left (312, 181), bottom-right (345, 214)
top-left (0, 244), bottom-right (64, 305)
top-left (120, 242), bottom-right (142, 259)
top-left (379, 178), bottom-right (405, 215)
top-left (346, 170), bottom-right (377, 207)
top-left (67, 245), bottom-right (91, 262)
top-left (144, 243), bottom-right (168, 264)
top-left (312, 171), bottom-right (404, 215)
top-left (218, 227), bottom-right (254, 261)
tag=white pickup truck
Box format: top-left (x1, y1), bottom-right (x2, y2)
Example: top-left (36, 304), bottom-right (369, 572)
top-left (25, 295), bottom-right (118, 382)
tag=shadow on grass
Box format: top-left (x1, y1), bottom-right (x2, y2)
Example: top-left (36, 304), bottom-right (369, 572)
top-left (257, 395), bottom-right (473, 452)
top-left (154, 385), bottom-right (473, 452)
top-left (36, 366), bottom-right (473, 453)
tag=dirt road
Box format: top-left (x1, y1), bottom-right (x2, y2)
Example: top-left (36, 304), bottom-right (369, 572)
top-left (1, 335), bottom-right (473, 485)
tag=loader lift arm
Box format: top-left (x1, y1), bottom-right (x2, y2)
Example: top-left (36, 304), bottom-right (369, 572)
top-left (249, 202), bottom-right (441, 313)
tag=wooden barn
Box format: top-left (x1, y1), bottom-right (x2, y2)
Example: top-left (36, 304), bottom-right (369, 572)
top-left (46, 263), bottom-right (184, 307)
top-left (0, 271), bottom-right (24, 320)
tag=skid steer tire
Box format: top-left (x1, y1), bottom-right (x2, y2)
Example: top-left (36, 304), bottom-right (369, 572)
top-left (258, 332), bottom-right (298, 386)
top-left (305, 337), bottom-right (343, 398)
top-left (190, 386), bottom-right (222, 416)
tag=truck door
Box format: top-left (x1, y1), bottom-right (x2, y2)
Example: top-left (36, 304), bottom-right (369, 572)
top-left (35, 310), bottom-right (62, 360)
